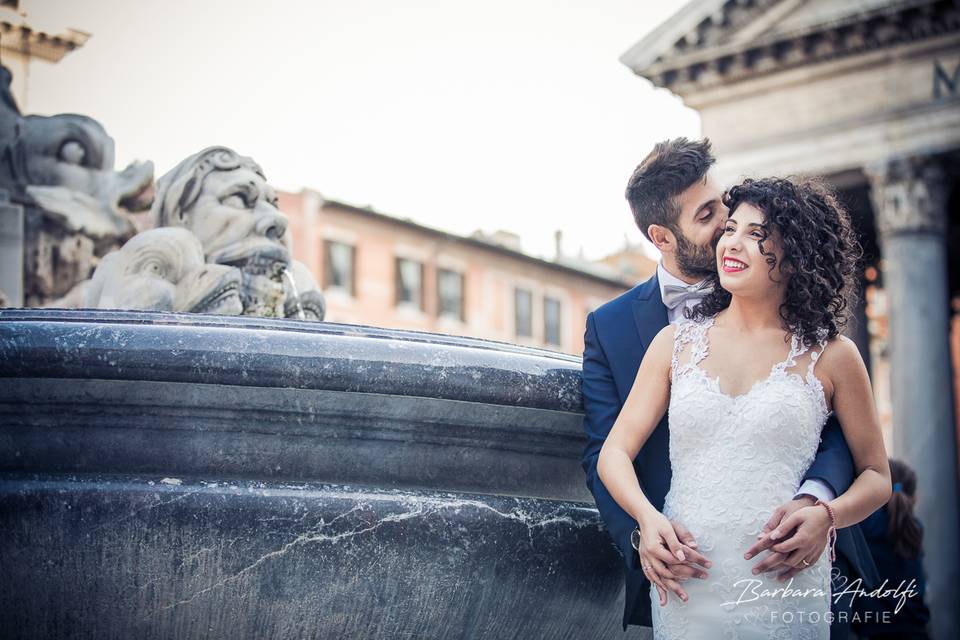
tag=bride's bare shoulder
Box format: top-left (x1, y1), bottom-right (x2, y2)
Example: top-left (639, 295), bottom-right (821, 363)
top-left (637, 323), bottom-right (675, 364)
top-left (651, 323), bottom-right (680, 349)
top-left (820, 334), bottom-right (860, 359)
top-left (817, 334), bottom-right (868, 380)
top-left (647, 321), bottom-right (697, 365)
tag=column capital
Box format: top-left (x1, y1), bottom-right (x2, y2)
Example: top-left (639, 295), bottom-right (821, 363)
top-left (865, 155), bottom-right (950, 237)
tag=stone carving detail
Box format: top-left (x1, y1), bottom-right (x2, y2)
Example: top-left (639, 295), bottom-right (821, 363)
top-left (0, 65), bottom-right (155, 307)
top-left (16, 114), bottom-right (154, 238)
top-left (55, 145), bottom-right (326, 319)
top-left (866, 155), bottom-right (949, 236)
top-left (1, 63), bottom-right (324, 320)
top-left (149, 146), bottom-right (301, 317)
top-left (83, 227), bottom-right (243, 314)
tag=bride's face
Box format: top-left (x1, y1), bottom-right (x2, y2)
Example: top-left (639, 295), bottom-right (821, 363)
top-left (715, 202), bottom-right (787, 296)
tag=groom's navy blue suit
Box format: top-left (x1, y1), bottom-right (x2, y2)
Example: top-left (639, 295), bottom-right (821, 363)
top-left (580, 274), bottom-right (880, 632)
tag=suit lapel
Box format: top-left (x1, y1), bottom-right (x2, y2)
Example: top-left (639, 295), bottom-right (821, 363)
top-left (631, 274), bottom-right (669, 352)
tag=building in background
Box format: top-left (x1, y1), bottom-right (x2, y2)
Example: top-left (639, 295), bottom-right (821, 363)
top-left (280, 189), bottom-right (647, 355)
top-left (0, 0), bottom-right (88, 110)
top-left (594, 234), bottom-right (659, 284)
top-left (621, 0), bottom-right (959, 635)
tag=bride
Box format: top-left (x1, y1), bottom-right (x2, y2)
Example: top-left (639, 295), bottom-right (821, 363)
top-left (597, 177), bottom-right (892, 639)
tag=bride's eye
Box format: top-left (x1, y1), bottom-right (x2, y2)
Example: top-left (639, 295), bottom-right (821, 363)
top-left (723, 225), bottom-right (735, 234)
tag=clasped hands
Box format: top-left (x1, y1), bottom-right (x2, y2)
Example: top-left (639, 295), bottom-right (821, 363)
top-left (637, 495), bottom-right (833, 606)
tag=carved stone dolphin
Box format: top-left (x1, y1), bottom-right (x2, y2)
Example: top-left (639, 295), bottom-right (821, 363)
top-left (84, 227), bottom-right (243, 314)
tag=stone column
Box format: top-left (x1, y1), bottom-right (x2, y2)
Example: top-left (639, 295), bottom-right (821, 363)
top-left (867, 155), bottom-right (959, 638)
top-left (0, 189), bottom-right (24, 307)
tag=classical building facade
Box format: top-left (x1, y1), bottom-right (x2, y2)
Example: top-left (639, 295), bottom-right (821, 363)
top-left (0, 0), bottom-right (89, 110)
top-left (621, 0), bottom-right (960, 635)
top-left (279, 189), bottom-right (645, 355)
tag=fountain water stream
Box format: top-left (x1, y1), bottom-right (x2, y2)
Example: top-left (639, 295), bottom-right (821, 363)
top-left (281, 266), bottom-right (305, 320)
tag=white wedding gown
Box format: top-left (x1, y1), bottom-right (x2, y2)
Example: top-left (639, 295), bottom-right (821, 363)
top-left (650, 316), bottom-right (833, 639)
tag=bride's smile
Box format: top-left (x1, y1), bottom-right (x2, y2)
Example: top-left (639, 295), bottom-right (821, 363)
top-left (721, 256), bottom-right (748, 273)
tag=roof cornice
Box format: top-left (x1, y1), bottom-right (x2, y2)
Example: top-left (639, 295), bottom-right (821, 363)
top-left (0, 21), bottom-right (90, 63)
top-left (623, 0), bottom-right (958, 97)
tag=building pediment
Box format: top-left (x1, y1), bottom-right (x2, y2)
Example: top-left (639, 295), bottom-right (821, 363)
top-left (621, 0), bottom-right (958, 96)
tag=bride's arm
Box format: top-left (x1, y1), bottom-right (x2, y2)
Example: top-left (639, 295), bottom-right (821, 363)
top-left (598, 323), bottom-right (709, 605)
top-left (597, 323), bottom-right (674, 526)
top-left (753, 335), bottom-right (891, 576)
top-left (817, 336), bottom-right (892, 528)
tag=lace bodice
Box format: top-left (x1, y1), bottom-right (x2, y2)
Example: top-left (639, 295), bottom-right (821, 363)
top-left (651, 315), bottom-right (834, 639)
top-left (666, 315), bottom-right (831, 551)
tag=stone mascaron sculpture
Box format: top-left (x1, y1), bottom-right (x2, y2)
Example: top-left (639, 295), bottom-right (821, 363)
top-left (148, 146), bottom-right (322, 319)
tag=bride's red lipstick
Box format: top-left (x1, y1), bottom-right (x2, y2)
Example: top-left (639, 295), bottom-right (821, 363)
top-left (721, 257), bottom-right (748, 273)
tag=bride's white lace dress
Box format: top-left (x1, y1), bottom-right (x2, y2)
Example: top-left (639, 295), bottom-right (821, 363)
top-left (650, 316), bottom-right (833, 639)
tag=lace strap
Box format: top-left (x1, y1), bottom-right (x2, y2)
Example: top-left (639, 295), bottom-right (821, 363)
top-left (689, 316), bottom-right (713, 366)
top-left (670, 321), bottom-right (694, 382)
top-left (807, 329), bottom-right (830, 377)
top-left (773, 333), bottom-right (804, 374)
top-left (670, 317), bottom-right (712, 383)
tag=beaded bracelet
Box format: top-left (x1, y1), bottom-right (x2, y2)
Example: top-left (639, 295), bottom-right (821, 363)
top-left (815, 499), bottom-right (838, 562)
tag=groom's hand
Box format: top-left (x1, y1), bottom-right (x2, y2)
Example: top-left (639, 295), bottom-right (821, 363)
top-left (744, 496), bottom-right (825, 579)
top-left (668, 520), bottom-right (710, 581)
top-left (637, 513), bottom-right (712, 607)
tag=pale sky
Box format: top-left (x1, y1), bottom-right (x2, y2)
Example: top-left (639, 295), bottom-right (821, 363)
top-left (21, 0), bottom-right (698, 262)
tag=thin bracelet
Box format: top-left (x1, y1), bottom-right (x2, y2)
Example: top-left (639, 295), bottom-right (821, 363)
top-left (815, 499), bottom-right (838, 562)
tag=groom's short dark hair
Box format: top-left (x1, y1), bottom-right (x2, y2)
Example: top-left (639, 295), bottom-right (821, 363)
top-left (625, 138), bottom-right (715, 241)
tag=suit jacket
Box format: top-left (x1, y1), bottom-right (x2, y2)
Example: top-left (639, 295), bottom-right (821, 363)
top-left (580, 274), bottom-right (880, 631)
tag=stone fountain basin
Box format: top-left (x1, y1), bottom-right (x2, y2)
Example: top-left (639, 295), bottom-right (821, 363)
top-left (0, 309), bottom-right (638, 639)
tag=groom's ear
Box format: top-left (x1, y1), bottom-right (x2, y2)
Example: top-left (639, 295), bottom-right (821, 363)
top-left (647, 224), bottom-right (675, 253)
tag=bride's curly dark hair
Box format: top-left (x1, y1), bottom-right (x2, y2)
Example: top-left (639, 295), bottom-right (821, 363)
top-left (686, 177), bottom-right (863, 348)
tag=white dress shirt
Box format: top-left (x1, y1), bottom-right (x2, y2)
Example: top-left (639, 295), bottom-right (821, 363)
top-left (656, 261), bottom-right (835, 504)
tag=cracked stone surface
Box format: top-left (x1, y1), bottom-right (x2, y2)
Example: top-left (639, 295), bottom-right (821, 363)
top-left (0, 474), bottom-right (640, 639)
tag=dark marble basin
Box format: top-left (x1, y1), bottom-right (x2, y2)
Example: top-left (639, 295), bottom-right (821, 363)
top-left (0, 309), bottom-right (640, 639)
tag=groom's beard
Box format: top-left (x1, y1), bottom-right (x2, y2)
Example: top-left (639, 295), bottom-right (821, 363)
top-left (674, 230), bottom-right (719, 281)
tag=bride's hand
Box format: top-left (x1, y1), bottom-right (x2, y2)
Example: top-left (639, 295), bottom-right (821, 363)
top-left (637, 511), bottom-right (712, 606)
top-left (746, 505), bottom-right (832, 580)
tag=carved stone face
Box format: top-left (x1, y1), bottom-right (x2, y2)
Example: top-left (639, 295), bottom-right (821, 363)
top-left (84, 227), bottom-right (243, 314)
top-left (151, 147), bottom-right (290, 277)
top-left (186, 166), bottom-right (289, 274)
top-left (150, 147), bottom-right (294, 317)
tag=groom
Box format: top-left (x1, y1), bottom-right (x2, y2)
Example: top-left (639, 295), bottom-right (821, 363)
top-left (580, 138), bottom-right (880, 637)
